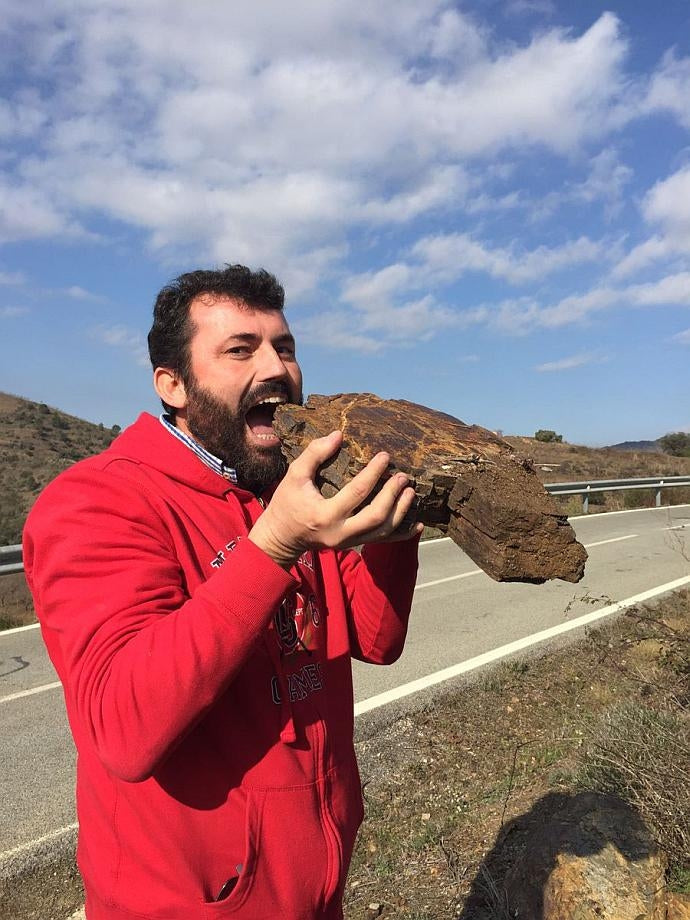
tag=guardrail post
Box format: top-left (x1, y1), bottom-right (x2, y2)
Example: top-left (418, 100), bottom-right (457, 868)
top-left (583, 485), bottom-right (590, 514)
top-left (656, 481), bottom-right (663, 507)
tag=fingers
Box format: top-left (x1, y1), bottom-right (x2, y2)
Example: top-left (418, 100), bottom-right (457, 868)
top-left (290, 430), bottom-right (343, 481)
top-left (340, 474), bottom-right (418, 544)
top-left (382, 522), bottom-right (425, 543)
top-left (330, 451), bottom-right (392, 517)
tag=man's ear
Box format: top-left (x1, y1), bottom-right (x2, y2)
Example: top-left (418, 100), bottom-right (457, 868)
top-left (153, 367), bottom-right (187, 410)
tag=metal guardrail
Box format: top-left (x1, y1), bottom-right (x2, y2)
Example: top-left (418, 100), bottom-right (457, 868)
top-left (0, 476), bottom-right (689, 576)
top-left (545, 475), bottom-right (690, 513)
top-left (0, 543), bottom-right (23, 577)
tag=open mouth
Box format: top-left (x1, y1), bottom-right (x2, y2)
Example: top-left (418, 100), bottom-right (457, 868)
top-left (244, 395), bottom-right (286, 443)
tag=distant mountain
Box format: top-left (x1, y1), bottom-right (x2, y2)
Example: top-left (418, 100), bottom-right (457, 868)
top-left (0, 392), bottom-right (120, 545)
top-left (605, 440), bottom-right (661, 452)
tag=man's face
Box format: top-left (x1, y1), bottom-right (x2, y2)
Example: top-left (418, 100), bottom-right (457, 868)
top-left (178, 295), bottom-right (303, 492)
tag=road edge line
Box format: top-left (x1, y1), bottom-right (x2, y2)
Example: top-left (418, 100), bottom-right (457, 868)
top-left (354, 574), bottom-right (690, 717)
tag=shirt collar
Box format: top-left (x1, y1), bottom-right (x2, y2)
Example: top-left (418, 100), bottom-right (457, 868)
top-left (159, 414), bottom-right (238, 484)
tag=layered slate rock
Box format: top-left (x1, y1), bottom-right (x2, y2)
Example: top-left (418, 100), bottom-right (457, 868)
top-left (273, 393), bottom-right (587, 584)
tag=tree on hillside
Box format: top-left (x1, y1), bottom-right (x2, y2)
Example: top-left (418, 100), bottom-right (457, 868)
top-left (658, 431), bottom-right (690, 457)
top-left (535, 429), bottom-right (563, 443)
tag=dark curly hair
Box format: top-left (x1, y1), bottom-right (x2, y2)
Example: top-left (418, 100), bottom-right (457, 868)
top-left (148, 264), bottom-right (285, 415)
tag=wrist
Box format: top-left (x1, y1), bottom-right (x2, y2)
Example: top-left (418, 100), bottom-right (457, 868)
top-left (248, 518), bottom-right (302, 570)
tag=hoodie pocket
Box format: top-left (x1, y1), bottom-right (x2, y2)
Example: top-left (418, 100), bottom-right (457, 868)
top-left (202, 789), bottom-right (264, 917)
top-left (202, 782), bottom-right (332, 919)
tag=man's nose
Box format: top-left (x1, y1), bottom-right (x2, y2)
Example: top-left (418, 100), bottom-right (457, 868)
top-left (256, 344), bottom-right (289, 380)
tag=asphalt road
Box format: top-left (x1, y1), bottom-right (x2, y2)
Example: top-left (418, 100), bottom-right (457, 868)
top-left (1, 504), bottom-right (689, 862)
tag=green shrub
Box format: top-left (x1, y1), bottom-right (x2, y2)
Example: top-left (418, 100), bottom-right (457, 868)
top-left (535, 429), bottom-right (563, 443)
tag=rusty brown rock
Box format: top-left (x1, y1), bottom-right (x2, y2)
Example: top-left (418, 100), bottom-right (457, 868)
top-left (273, 393), bottom-right (587, 583)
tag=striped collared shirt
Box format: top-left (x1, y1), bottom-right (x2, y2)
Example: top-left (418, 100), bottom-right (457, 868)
top-left (159, 414), bottom-right (238, 484)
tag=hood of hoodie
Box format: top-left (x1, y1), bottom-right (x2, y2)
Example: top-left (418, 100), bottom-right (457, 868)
top-left (110, 412), bottom-right (278, 502)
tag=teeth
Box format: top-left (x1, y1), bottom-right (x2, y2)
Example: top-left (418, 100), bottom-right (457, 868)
top-left (256, 396), bottom-right (286, 406)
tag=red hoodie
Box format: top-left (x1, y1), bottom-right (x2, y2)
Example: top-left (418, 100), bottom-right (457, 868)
top-left (23, 413), bottom-right (419, 920)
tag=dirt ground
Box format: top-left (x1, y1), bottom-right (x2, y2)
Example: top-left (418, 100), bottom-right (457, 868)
top-left (4, 591), bottom-right (687, 920)
top-left (346, 589), bottom-right (690, 919)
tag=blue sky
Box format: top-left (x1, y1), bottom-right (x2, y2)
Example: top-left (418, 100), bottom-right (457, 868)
top-left (1, 1), bottom-right (689, 446)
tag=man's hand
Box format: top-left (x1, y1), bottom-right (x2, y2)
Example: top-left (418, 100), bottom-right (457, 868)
top-left (248, 430), bottom-right (422, 568)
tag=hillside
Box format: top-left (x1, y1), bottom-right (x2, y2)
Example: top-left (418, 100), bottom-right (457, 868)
top-left (606, 439), bottom-right (661, 452)
top-left (0, 392), bottom-right (120, 545)
top-left (504, 435), bottom-right (690, 482)
top-left (504, 435), bottom-right (690, 515)
top-left (1, 391), bottom-right (690, 546)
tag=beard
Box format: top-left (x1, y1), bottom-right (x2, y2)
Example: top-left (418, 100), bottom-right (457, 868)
top-left (184, 376), bottom-right (301, 494)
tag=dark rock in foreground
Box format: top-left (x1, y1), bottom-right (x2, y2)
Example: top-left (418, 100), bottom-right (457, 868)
top-left (274, 393), bottom-right (587, 584)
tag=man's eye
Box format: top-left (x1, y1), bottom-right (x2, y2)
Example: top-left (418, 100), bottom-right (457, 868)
top-left (277, 345), bottom-right (295, 357)
top-left (226, 346), bottom-right (250, 356)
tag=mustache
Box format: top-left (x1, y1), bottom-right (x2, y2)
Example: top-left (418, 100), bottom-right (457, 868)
top-left (239, 381), bottom-right (297, 415)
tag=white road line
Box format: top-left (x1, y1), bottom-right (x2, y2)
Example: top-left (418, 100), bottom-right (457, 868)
top-left (0, 681), bottom-right (62, 705)
top-left (414, 533), bottom-right (639, 591)
top-left (585, 534), bottom-right (638, 548)
top-left (0, 822), bottom-right (78, 864)
top-left (354, 574), bottom-right (690, 717)
top-left (416, 504), bottom-right (690, 551)
top-left (568, 503), bottom-right (690, 521)
top-left (0, 621), bottom-right (40, 637)
top-left (415, 570), bottom-right (480, 590)
top-left (1, 528), bottom-right (638, 703)
top-left (7, 572), bottom-right (690, 876)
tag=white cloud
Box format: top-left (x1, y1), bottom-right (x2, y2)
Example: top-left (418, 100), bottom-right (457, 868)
top-left (0, 270), bottom-right (24, 285)
top-left (90, 324), bottom-right (149, 366)
top-left (341, 232), bottom-right (605, 322)
top-left (643, 166), bottom-right (690, 249)
top-left (341, 264), bottom-right (413, 308)
top-left (612, 165), bottom-right (690, 278)
top-left (0, 177), bottom-right (84, 243)
top-left (64, 285), bottom-right (105, 302)
top-left (359, 166), bottom-right (469, 224)
top-left (292, 313), bottom-right (384, 354)
top-left (0, 6), bottom-right (641, 283)
top-left (1, 0), bottom-right (689, 337)
top-left (336, 230), bottom-right (608, 346)
top-left (0, 305), bottom-right (29, 318)
top-left (642, 51), bottom-right (690, 129)
top-left (611, 236), bottom-right (670, 279)
top-left (410, 233), bottom-right (604, 285)
top-left (0, 97), bottom-right (47, 140)
top-left (628, 272), bottom-right (690, 307)
top-left (505, 0), bottom-right (556, 17)
top-left (525, 148), bottom-right (634, 224)
top-left (490, 271), bottom-right (690, 333)
top-left (673, 328), bottom-right (690, 345)
top-left (571, 148), bottom-right (633, 218)
top-left (535, 352), bottom-right (602, 372)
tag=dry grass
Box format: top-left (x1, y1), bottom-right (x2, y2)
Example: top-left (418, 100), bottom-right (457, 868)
top-left (0, 391), bottom-right (118, 545)
top-left (576, 703), bottom-right (689, 865)
top-left (0, 572), bottom-right (35, 630)
top-left (347, 589), bottom-right (690, 918)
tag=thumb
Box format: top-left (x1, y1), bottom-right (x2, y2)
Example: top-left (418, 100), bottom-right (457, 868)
top-left (294, 430), bottom-right (343, 476)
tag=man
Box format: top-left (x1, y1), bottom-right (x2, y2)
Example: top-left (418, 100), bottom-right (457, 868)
top-left (23, 265), bottom-right (422, 920)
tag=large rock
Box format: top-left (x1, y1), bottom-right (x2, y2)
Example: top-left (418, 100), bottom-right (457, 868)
top-left (503, 793), bottom-right (667, 920)
top-left (273, 393), bottom-right (587, 583)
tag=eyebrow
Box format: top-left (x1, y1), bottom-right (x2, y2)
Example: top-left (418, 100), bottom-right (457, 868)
top-left (220, 332), bottom-right (296, 347)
